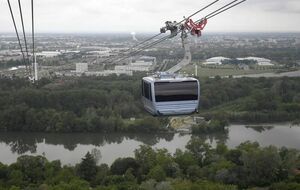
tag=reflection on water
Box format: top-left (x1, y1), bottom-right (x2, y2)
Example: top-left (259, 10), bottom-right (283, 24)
top-left (245, 125), bottom-right (274, 133)
top-left (0, 132), bottom-right (228, 165)
top-left (0, 123), bottom-right (299, 165)
top-left (227, 123), bottom-right (300, 150)
top-left (0, 133), bottom-right (176, 154)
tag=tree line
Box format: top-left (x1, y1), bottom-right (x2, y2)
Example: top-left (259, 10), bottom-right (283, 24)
top-left (0, 75), bottom-right (167, 133)
top-left (200, 76), bottom-right (300, 123)
top-left (0, 139), bottom-right (299, 190)
top-left (0, 75), bottom-right (299, 132)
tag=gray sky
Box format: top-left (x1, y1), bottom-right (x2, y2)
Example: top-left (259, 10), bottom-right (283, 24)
top-left (0, 0), bottom-right (300, 33)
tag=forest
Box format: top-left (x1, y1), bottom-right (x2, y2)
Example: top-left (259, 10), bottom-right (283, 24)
top-left (0, 75), bottom-right (300, 133)
top-left (0, 138), bottom-right (299, 190)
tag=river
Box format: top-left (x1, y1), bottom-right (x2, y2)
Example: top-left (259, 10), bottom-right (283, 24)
top-left (0, 123), bottom-right (299, 165)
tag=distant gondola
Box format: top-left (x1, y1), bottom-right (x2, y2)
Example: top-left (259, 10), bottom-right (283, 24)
top-left (142, 72), bottom-right (200, 116)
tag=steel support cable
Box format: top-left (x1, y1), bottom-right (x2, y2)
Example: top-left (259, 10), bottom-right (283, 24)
top-left (132, 0), bottom-right (219, 48)
top-left (18, 0), bottom-right (31, 75)
top-left (180, 0), bottom-right (247, 40)
top-left (31, 0), bottom-right (35, 70)
top-left (101, 33), bottom-right (162, 64)
top-left (195, 0), bottom-right (245, 23)
top-left (123, 0), bottom-right (219, 53)
top-left (123, 0), bottom-right (219, 55)
top-left (206, 0), bottom-right (246, 20)
top-left (114, 0), bottom-right (248, 65)
top-left (206, 0), bottom-right (239, 19)
top-left (7, 0), bottom-right (28, 76)
top-left (109, 0), bottom-right (247, 65)
top-left (113, 34), bottom-right (172, 64)
top-left (104, 34), bottom-right (170, 64)
top-left (130, 0), bottom-right (219, 49)
top-left (102, 0), bottom-right (219, 64)
top-left (130, 33), bottom-right (162, 50)
top-left (177, 0), bottom-right (219, 23)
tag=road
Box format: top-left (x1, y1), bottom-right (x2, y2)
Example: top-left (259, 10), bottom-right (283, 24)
top-left (167, 38), bottom-right (191, 73)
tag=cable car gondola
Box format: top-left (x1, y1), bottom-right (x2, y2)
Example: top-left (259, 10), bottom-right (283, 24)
top-left (142, 73), bottom-right (200, 116)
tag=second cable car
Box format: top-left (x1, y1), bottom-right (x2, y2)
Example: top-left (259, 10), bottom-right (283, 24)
top-left (142, 73), bottom-right (200, 116)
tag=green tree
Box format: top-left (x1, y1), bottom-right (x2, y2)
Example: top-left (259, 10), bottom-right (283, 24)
top-left (147, 165), bottom-right (166, 182)
top-left (135, 145), bottom-right (157, 174)
top-left (241, 146), bottom-right (281, 186)
top-left (186, 137), bottom-right (212, 167)
top-left (174, 149), bottom-right (197, 173)
top-left (14, 155), bottom-right (47, 184)
top-left (77, 152), bottom-right (97, 182)
top-left (110, 157), bottom-right (139, 176)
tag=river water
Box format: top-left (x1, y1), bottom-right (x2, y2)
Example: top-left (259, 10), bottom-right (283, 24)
top-left (0, 123), bottom-right (299, 165)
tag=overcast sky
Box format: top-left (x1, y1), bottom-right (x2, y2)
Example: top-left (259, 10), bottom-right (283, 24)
top-left (0, 0), bottom-right (300, 33)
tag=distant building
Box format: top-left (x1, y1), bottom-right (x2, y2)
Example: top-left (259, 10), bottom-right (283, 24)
top-left (204, 57), bottom-right (230, 65)
top-left (238, 64), bottom-right (250, 70)
top-left (76, 63), bottom-right (88, 73)
top-left (8, 67), bottom-right (18, 71)
top-left (85, 70), bottom-right (133, 76)
top-left (56, 70), bottom-right (132, 77)
top-left (60, 50), bottom-right (80, 54)
top-left (139, 56), bottom-right (157, 65)
top-left (130, 60), bottom-right (153, 67)
top-left (36, 51), bottom-right (61, 58)
top-left (87, 49), bottom-right (111, 57)
top-left (237, 57), bottom-right (274, 66)
top-left (115, 57), bottom-right (155, 72)
top-left (204, 56), bottom-right (274, 66)
top-left (115, 65), bottom-right (151, 72)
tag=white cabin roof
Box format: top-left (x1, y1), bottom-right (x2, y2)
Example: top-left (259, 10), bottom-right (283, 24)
top-left (143, 75), bottom-right (197, 83)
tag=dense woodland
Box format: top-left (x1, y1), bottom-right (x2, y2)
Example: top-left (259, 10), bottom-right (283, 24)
top-left (0, 138), bottom-right (299, 190)
top-left (200, 76), bottom-right (300, 123)
top-left (0, 75), bottom-right (300, 132)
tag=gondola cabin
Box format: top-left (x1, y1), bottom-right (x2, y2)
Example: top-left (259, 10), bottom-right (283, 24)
top-left (142, 73), bottom-right (200, 116)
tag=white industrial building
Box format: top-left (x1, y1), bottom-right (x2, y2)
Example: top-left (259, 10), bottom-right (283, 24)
top-left (204, 57), bottom-right (230, 65)
top-left (0, 50), bottom-right (22, 56)
top-left (76, 63), bottom-right (88, 73)
top-left (115, 59), bottom-right (154, 72)
top-left (115, 65), bottom-right (151, 72)
top-left (131, 60), bottom-right (153, 67)
top-left (204, 56), bottom-right (274, 66)
top-left (85, 70), bottom-right (133, 76)
top-left (36, 51), bottom-right (61, 58)
top-left (237, 57), bottom-right (274, 66)
top-left (87, 48), bottom-right (111, 57)
top-left (9, 67), bottom-right (18, 71)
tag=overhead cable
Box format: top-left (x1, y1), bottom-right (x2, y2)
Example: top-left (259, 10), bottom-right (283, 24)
top-left (18, 0), bottom-right (31, 75)
top-left (7, 0), bottom-right (28, 76)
